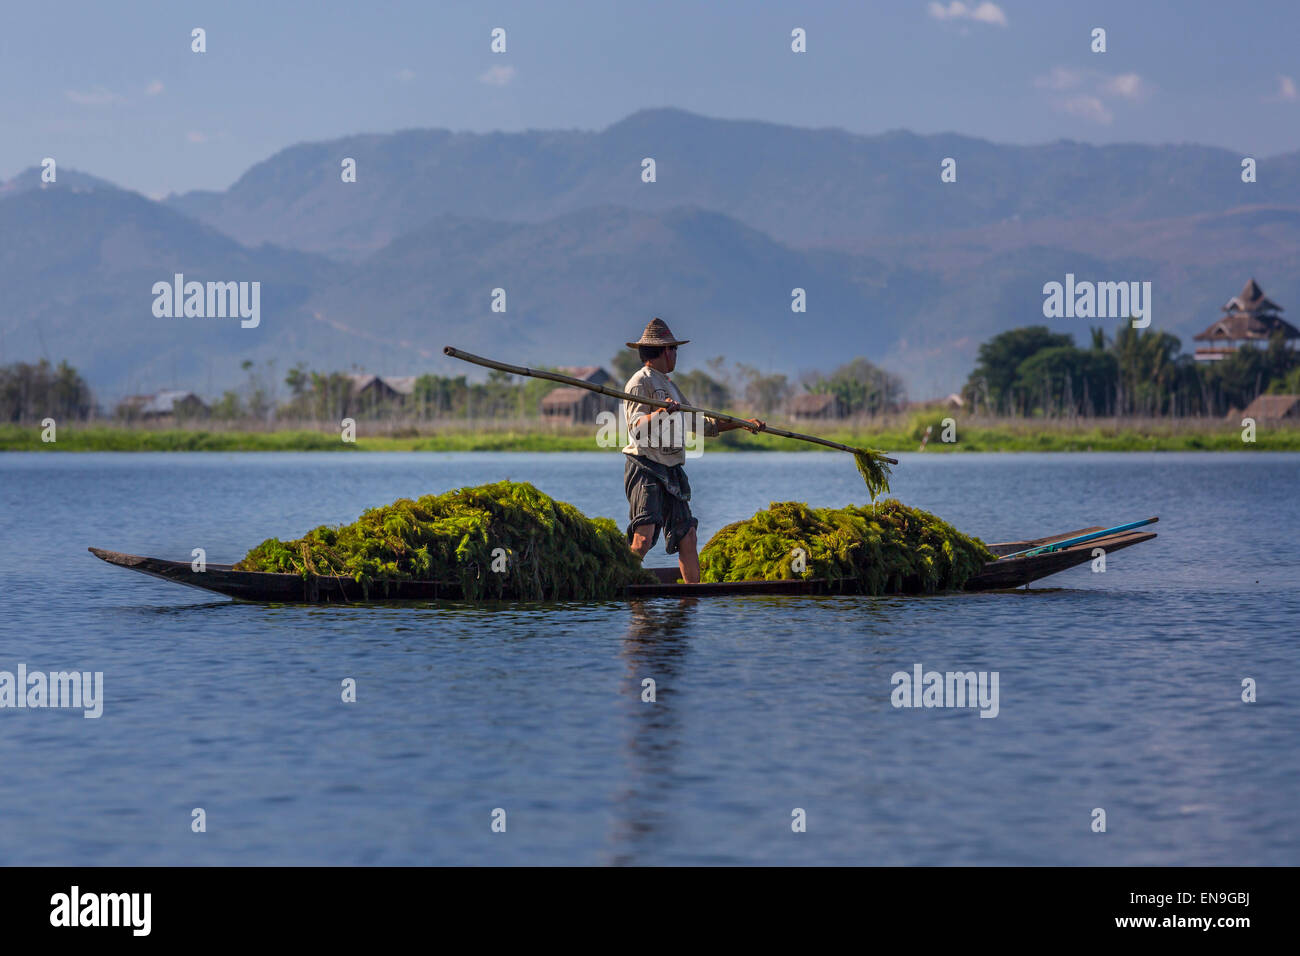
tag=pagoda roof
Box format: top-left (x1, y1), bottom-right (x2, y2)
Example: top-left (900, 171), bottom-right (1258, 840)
top-left (1194, 311), bottom-right (1300, 341)
top-left (1222, 277), bottom-right (1282, 315)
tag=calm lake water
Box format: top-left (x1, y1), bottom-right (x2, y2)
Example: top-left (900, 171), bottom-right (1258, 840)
top-left (0, 451), bottom-right (1297, 865)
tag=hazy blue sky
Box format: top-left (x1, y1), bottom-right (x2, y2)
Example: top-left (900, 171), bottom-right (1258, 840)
top-left (4, 0), bottom-right (1298, 196)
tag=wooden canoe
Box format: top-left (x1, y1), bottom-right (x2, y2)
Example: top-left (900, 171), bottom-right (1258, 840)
top-left (87, 522), bottom-right (1156, 603)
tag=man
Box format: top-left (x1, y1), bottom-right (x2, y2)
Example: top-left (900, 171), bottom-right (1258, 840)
top-left (622, 318), bottom-right (764, 583)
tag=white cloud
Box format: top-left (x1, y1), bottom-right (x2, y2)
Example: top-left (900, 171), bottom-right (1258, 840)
top-left (1035, 68), bottom-right (1149, 120)
top-left (145, 80), bottom-right (164, 96)
top-left (478, 65), bottom-right (516, 87)
top-left (1060, 95), bottom-right (1113, 125)
top-left (1277, 74), bottom-right (1297, 101)
top-left (969, 2), bottom-right (1008, 25)
top-left (395, 68), bottom-right (416, 83)
top-left (1103, 73), bottom-right (1145, 100)
top-left (928, 2), bottom-right (1007, 26)
top-left (65, 86), bottom-right (125, 106)
top-left (1033, 67), bottom-right (1082, 91)
top-left (186, 131), bottom-right (208, 144)
top-left (928, 2), bottom-right (967, 19)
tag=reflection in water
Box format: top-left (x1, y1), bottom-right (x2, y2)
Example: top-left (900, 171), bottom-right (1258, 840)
top-left (606, 597), bottom-right (696, 865)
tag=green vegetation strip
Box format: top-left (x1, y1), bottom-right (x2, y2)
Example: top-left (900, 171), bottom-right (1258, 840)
top-left (5, 423), bottom-right (1299, 452)
top-left (234, 480), bottom-right (655, 599)
top-left (699, 499), bottom-right (996, 595)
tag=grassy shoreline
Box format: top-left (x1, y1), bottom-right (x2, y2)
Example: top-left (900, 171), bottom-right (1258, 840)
top-left (3, 420), bottom-right (1298, 452)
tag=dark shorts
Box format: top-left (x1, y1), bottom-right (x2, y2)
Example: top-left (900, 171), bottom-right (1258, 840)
top-left (624, 455), bottom-right (697, 555)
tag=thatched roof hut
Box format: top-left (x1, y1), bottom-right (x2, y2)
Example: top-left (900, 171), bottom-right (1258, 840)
top-left (536, 366), bottom-right (616, 423)
top-left (347, 374), bottom-right (416, 407)
top-left (555, 366), bottom-right (613, 387)
top-left (383, 376), bottom-right (418, 397)
top-left (789, 393), bottom-right (844, 420)
top-left (1240, 394), bottom-right (1300, 421)
top-left (540, 386), bottom-right (616, 424)
top-left (117, 390), bottom-right (209, 420)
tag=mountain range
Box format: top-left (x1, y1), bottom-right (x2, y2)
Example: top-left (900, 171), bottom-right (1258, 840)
top-left (3, 107), bottom-right (1299, 401)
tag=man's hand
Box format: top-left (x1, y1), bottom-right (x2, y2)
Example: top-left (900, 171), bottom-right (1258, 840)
top-left (745, 418), bottom-right (765, 433)
top-left (633, 398), bottom-right (679, 433)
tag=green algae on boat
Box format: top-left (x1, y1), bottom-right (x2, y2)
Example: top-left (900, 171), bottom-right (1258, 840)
top-left (698, 498), bottom-right (996, 595)
top-left (235, 480), bottom-right (656, 599)
top-left (852, 449), bottom-right (891, 500)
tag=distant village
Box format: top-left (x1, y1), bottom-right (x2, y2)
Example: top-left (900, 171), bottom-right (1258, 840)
top-left (107, 363), bottom-right (956, 427)
top-left (3, 277), bottom-right (1298, 426)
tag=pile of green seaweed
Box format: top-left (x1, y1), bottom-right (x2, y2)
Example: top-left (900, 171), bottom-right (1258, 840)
top-left (235, 480), bottom-right (656, 599)
top-left (698, 499), bottom-right (996, 595)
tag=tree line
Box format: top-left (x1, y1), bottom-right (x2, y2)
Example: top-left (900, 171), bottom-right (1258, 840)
top-left (962, 324), bottom-right (1300, 417)
top-left (6, 325), bottom-right (1295, 426)
top-left (0, 360), bottom-right (94, 423)
top-left (206, 354), bottom-right (909, 421)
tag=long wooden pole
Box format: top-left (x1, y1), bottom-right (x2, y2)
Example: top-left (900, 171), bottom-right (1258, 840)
top-left (443, 346), bottom-right (898, 464)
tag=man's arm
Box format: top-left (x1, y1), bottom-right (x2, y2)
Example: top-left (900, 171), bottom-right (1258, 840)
top-left (627, 378), bottom-right (676, 432)
top-left (714, 416), bottom-right (765, 434)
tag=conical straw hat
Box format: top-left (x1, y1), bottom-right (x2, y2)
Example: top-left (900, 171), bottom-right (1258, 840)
top-left (626, 317), bottom-right (690, 349)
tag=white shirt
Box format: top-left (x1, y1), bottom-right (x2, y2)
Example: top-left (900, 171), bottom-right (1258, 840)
top-left (621, 365), bottom-right (719, 466)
